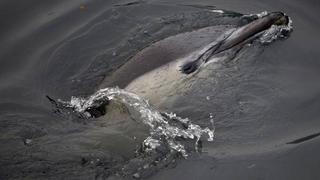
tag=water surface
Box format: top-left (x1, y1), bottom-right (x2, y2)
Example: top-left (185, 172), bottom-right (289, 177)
top-left (0, 0), bottom-right (320, 179)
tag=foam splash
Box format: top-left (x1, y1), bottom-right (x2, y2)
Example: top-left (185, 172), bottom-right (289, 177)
top-left (210, 9), bottom-right (224, 14)
top-left (255, 11), bottom-right (269, 18)
top-left (243, 11), bottom-right (293, 44)
top-left (260, 16), bottom-right (293, 43)
top-left (58, 87), bottom-right (215, 157)
top-left (242, 11), bottom-right (268, 19)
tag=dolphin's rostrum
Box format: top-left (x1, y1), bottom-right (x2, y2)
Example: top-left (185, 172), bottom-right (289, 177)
top-left (180, 12), bottom-right (289, 74)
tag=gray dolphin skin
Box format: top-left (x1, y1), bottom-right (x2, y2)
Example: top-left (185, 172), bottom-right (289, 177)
top-left (181, 12), bottom-right (289, 74)
top-left (99, 11), bottom-right (289, 107)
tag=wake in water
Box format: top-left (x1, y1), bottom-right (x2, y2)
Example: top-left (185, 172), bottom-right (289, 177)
top-left (52, 87), bottom-right (215, 177)
top-left (58, 87), bottom-right (214, 157)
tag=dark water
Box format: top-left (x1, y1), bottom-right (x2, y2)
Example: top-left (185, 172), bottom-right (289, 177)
top-left (0, 0), bottom-right (320, 179)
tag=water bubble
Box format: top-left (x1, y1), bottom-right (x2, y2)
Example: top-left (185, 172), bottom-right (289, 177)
top-left (24, 139), bottom-right (32, 146)
top-left (133, 173), bottom-right (140, 179)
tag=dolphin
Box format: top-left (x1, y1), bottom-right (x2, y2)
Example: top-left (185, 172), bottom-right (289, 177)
top-left (65, 12), bottom-right (290, 161)
top-left (99, 12), bottom-right (289, 107)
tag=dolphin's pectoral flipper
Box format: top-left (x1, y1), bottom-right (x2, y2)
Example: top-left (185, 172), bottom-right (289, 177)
top-left (180, 42), bottom-right (222, 74)
top-left (180, 28), bottom-right (236, 74)
top-left (180, 59), bottom-right (202, 74)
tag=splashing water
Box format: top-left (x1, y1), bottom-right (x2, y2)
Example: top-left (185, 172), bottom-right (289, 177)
top-left (259, 16), bottom-right (293, 44)
top-left (255, 12), bottom-right (293, 44)
top-left (58, 87), bottom-right (215, 158)
top-left (241, 11), bottom-right (293, 44)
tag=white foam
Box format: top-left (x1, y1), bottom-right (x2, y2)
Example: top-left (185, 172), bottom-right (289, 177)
top-left (210, 9), bottom-right (224, 14)
top-left (59, 87), bottom-right (215, 157)
top-left (260, 16), bottom-right (293, 44)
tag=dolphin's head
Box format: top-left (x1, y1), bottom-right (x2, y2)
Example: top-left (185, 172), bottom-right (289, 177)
top-left (268, 12), bottom-right (289, 26)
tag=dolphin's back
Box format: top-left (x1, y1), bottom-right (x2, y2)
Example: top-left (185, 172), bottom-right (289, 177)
top-left (100, 25), bottom-right (233, 89)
